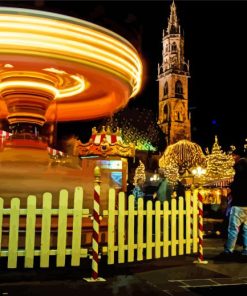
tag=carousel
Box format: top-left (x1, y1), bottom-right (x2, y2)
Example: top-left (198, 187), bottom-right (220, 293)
top-left (0, 7), bottom-right (142, 207)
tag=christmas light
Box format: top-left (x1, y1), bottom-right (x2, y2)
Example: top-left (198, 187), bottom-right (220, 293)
top-left (203, 136), bottom-right (234, 185)
top-left (159, 139), bottom-right (206, 182)
top-left (133, 160), bottom-right (146, 186)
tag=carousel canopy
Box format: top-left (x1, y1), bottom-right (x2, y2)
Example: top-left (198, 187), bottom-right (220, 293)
top-left (0, 7), bottom-right (142, 126)
top-left (75, 126), bottom-right (135, 158)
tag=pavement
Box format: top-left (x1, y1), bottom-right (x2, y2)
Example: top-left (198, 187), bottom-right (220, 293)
top-left (1, 238), bottom-right (247, 296)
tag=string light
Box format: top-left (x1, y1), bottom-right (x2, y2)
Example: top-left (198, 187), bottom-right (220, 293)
top-left (203, 136), bottom-right (234, 184)
top-left (103, 107), bottom-right (164, 151)
top-left (133, 160), bottom-right (146, 186)
top-left (159, 140), bottom-right (206, 182)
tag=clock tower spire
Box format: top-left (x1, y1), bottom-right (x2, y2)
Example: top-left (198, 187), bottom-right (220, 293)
top-left (167, 0), bottom-right (179, 34)
top-left (158, 0), bottom-right (191, 145)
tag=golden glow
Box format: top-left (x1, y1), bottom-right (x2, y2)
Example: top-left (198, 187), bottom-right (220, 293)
top-left (7, 112), bottom-right (45, 125)
top-left (0, 80), bottom-right (59, 97)
top-left (56, 75), bottom-right (86, 99)
top-left (0, 76), bottom-right (87, 99)
top-left (0, 7), bottom-right (143, 124)
top-left (0, 10), bottom-right (142, 97)
top-left (192, 166), bottom-right (206, 177)
top-left (43, 68), bottom-right (67, 74)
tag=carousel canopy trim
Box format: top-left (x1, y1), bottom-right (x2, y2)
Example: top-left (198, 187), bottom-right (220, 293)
top-left (75, 126), bottom-right (135, 158)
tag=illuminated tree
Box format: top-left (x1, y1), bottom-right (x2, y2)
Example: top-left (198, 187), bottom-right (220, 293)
top-left (160, 161), bottom-right (179, 183)
top-left (203, 136), bottom-right (234, 183)
top-left (159, 139), bottom-right (206, 182)
top-left (133, 160), bottom-right (146, 185)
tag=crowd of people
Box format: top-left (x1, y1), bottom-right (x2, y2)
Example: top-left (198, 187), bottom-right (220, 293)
top-left (130, 173), bottom-right (185, 209)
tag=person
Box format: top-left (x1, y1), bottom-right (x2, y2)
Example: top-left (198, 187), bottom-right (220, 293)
top-left (143, 181), bottom-right (158, 203)
top-left (132, 178), bottom-right (145, 209)
top-left (155, 174), bottom-right (173, 203)
top-left (174, 179), bottom-right (186, 198)
top-left (221, 189), bottom-right (232, 238)
top-left (221, 147), bottom-right (247, 256)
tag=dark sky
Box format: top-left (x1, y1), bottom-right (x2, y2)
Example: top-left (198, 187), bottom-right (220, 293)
top-left (1, 1), bottom-right (246, 151)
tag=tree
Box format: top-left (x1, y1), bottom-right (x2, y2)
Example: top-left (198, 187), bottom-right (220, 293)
top-left (159, 139), bottom-right (206, 183)
top-left (203, 136), bottom-right (234, 183)
top-left (133, 160), bottom-right (146, 186)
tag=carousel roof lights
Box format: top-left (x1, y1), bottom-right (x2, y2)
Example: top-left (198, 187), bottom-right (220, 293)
top-left (0, 7), bottom-right (142, 124)
top-left (55, 75), bottom-right (86, 99)
top-left (0, 11), bottom-right (142, 98)
top-left (0, 10), bottom-right (140, 62)
top-left (0, 80), bottom-right (59, 97)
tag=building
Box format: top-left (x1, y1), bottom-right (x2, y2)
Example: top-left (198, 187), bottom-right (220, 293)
top-left (157, 1), bottom-right (191, 145)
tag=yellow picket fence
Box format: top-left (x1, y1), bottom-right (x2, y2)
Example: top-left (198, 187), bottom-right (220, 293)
top-left (103, 189), bottom-right (199, 264)
top-left (0, 186), bottom-right (200, 270)
top-left (0, 187), bottom-right (89, 269)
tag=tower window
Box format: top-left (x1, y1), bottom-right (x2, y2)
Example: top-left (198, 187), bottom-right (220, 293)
top-left (175, 80), bottom-right (183, 96)
top-left (164, 82), bottom-right (168, 96)
top-left (171, 42), bottom-right (177, 52)
top-left (163, 104), bottom-right (169, 121)
top-left (176, 111), bottom-right (183, 121)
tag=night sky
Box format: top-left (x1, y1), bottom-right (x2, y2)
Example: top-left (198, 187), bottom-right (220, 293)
top-left (1, 1), bottom-right (246, 152)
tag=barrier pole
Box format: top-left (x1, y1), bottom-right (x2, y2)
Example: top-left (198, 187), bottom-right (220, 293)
top-left (190, 185), bottom-right (194, 238)
top-left (84, 166), bottom-right (106, 282)
top-left (193, 190), bottom-right (208, 264)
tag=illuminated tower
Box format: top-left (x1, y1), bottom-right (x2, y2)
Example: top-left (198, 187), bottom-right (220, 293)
top-left (157, 1), bottom-right (191, 145)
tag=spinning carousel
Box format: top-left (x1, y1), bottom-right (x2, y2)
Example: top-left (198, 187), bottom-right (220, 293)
top-left (0, 7), bottom-right (142, 207)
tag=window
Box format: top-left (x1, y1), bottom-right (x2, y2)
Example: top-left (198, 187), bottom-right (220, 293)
top-left (164, 82), bottom-right (168, 96)
top-left (175, 80), bottom-right (183, 95)
top-left (163, 104), bottom-right (169, 121)
top-left (176, 111), bottom-right (183, 121)
top-left (171, 42), bottom-right (177, 52)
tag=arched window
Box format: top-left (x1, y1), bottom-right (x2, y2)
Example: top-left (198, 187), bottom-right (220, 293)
top-left (175, 80), bottom-right (183, 95)
top-left (164, 82), bottom-right (168, 96)
top-left (176, 111), bottom-right (183, 121)
top-left (171, 42), bottom-right (177, 52)
top-left (163, 104), bottom-right (169, 121)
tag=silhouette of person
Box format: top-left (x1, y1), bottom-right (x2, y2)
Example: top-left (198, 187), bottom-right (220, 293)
top-left (155, 173), bottom-right (173, 203)
top-left (132, 178), bottom-right (145, 209)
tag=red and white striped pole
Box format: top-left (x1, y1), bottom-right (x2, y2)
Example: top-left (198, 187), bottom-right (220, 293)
top-left (194, 190), bottom-right (208, 264)
top-left (190, 185), bottom-right (195, 238)
top-left (84, 166), bottom-right (105, 282)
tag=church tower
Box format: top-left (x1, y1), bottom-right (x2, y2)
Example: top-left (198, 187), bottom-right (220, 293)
top-left (158, 1), bottom-right (191, 145)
